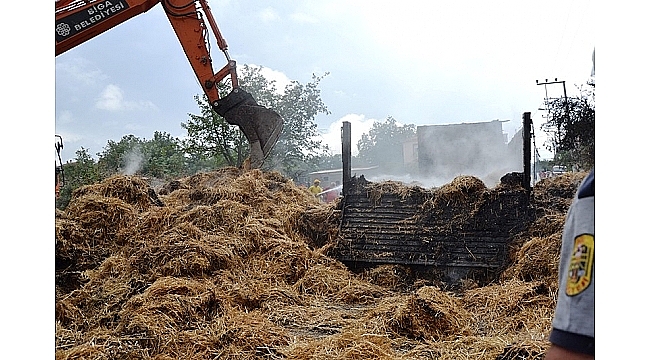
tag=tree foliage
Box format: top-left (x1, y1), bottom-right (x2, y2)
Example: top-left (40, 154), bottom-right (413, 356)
top-left (181, 64), bottom-right (331, 180)
top-left (315, 150), bottom-right (342, 171)
top-left (268, 71), bottom-right (331, 179)
top-left (142, 131), bottom-right (187, 178)
top-left (356, 116), bottom-right (416, 173)
top-left (181, 90), bottom-right (248, 168)
top-left (96, 134), bottom-right (143, 177)
top-left (542, 83), bottom-right (595, 170)
top-left (56, 147), bottom-right (102, 209)
top-left (96, 132), bottom-right (186, 178)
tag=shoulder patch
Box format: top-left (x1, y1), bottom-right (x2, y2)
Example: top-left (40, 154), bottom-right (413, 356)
top-left (566, 234), bottom-right (595, 296)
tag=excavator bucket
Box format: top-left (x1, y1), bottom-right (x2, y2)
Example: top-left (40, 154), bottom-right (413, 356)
top-left (213, 88), bottom-right (284, 168)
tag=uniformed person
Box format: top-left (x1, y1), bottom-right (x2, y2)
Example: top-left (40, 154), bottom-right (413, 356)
top-left (308, 179), bottom-right (323, 201)
top-left (545, 170), bottom-right (595, 359)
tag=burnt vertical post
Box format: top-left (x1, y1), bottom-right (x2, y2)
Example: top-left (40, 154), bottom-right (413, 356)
top-left (522, 112), bottom-right (532, 192)
top-left (342, 121), bottom-right (351, 196)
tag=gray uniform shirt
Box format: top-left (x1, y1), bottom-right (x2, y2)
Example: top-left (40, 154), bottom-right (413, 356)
top-left (549, 170), bottom-right (595, 355)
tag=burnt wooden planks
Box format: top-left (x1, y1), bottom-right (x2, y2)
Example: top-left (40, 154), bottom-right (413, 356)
top-left (333, 175), bottom-right (534, 279)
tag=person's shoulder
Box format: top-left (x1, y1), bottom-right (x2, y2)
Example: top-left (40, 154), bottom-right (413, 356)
top-left (577, 171), bottom-right (594, 199)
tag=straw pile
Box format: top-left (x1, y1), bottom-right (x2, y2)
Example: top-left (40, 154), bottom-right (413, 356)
top-left (55, 168), bottom-right (588, 359)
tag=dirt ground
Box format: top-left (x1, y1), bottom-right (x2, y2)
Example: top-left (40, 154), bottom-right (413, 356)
top-left (55, 168), bottom-right (588, 359)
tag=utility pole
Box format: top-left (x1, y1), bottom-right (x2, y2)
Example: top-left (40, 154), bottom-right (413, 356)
top-left (341, 121), bottom-right (351, 197)
top-left (522, 112), bottom-right (532, 192)
top-left (536, 78), bottom-right (570, 156)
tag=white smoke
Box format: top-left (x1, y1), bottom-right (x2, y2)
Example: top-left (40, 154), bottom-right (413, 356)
top-left (358, 120), bottom-right (524, 189)
top-left (121, 146), bottom-right (144, 175)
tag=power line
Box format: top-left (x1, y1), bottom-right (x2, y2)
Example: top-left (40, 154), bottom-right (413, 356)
top-left (551, 0), bottom-right (575, 72)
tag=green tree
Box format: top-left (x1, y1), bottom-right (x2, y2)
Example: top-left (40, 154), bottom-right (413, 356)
top-left (56, 147), bottom-right (102, 210)
top-left (356, 116), bottom-right (416, 173)
top-left (141, 131), bottom-right (187, 178)
top-left (97, 132), bottom-right (188, 179)
top-left (542, 84), bottom-right (595, 170)
top-left (266, 71), bottom-right (331, 179)
top-left (315, 148), bottom-right (342, 171)
top-left (182, 91), bottom-right (249, 168)
top-left (97, 134), bottom-right (144, 176)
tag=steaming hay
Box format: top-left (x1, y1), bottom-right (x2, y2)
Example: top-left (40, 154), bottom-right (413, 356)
top-left (367, 180), bottom-right (428, 204)
top-left (56, 167), bottom-right (584, 359)
top-left (432, 175), bottom-right (487, 207)
top-left (420, 175), bottom-right (487, 220)
top-left (72, 175), bottom-right (156, 211)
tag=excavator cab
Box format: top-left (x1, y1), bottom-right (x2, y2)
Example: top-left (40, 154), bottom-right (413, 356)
top-left (55, 0), bottom-right (283, 168)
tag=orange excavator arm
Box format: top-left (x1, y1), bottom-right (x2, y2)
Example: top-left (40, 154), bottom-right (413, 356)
top-left (55, 0), bottom-right (283, 168)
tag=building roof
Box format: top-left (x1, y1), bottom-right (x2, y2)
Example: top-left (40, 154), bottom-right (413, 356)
top-left (308, 166), bottom-right (379, 176)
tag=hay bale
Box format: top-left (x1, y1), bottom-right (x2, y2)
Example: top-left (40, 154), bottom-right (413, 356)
top-left (401, 336), bottom-right (508, 360)
top-left (212, 307), bottom-right (290, 358)
top-left (334, 281), bottom-right (388, 305)
top-left (361, 264), bottom-right (415, 290)
top-left (418, 175), bottom-right (487, 224)
top-left (284, 329), bottom-right (398, 360)
top-left (292, 256), bottom-right (387, 304)
top-left (128, 226), bottom-right (238, 280)
top-left (56, 194), bottom-right (137, 279)
top-left (293, 260), bottom-right (355, 298)
top-left (434, 175), bottom-right (487, 206)
top-left (298, 203), bottom-right (340, 248)
top-left (65, 194), bottom-right (136, 238)
top-left (501, 234), bottom-right (562, 288)
top-left (462, 279), bottom-right (554, 337)
top-left (244, 238), bottom-right (318, 285)
top-left (527, 213), bottom-right (567, 239)
top-left (532, 171), bottom-right (588, 215)
top-left (55, 327), bottom-right (152, 360)
top-left (71, 175), bottom-right (157, 211)
top-left (56, 255), bottom-right (139, 331)
top-left (118, 277), bottom-right (223, 336)
top-left (55, 218), bottom-right (87, 266)
top-left (111, 276), bottom-right (289, 358)
top-left (369, 286), bottom-right (471, 340)
top-left (367, 180), bottom-right (427, 204)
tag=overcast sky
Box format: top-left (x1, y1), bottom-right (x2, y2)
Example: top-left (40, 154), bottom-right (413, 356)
top-left (53, 0), bottom-right (596, 163)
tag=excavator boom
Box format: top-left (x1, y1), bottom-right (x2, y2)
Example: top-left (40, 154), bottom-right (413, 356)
top-left (55, 0), bottom-right (283, 168)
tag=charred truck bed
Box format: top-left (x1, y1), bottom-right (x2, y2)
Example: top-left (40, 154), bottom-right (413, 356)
top-left (333, 174), bottom-right (535, 283)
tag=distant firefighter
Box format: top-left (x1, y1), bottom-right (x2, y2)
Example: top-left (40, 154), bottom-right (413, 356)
top-left (308, 179), bottom-right (323, 201)
top-left (324, 182), bottom-right (340, 203)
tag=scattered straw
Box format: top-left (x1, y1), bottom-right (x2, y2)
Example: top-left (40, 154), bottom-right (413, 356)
top-left (56, 168), bottom-right (586, 359)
